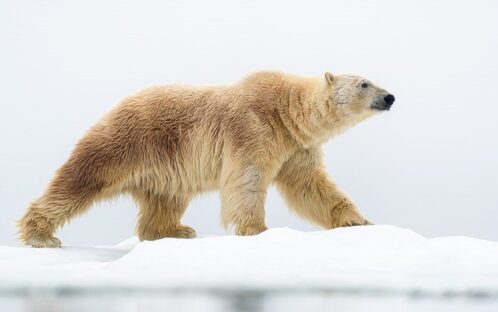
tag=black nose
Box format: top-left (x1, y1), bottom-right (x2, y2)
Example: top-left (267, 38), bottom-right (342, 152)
top-left (384, 94), bottom-right (395, 106)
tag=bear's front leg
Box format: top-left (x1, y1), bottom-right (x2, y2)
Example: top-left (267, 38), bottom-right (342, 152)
top-left (275, 148), bottom-right (371, 229)
top-left (220, 164), bottom-right (268, 236)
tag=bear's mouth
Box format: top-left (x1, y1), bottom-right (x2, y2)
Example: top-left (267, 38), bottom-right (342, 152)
top-left (371, 102), bottom-right (391, 111)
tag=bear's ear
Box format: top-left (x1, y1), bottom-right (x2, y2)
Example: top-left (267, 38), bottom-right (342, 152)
top-left (324, 72), bottom-right (334, 85)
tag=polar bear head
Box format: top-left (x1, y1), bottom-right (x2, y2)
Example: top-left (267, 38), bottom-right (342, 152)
top-left (324, 72), bottom-right (395, 114)
top-left (309, 72), bottom-right (395, 140)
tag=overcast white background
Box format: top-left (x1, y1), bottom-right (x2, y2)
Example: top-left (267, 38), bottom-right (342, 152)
top-left (1, 0), bottom-right (497, 246)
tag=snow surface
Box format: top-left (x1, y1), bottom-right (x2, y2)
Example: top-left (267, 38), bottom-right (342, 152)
top-left (1, 225), bottom-right (498, 297)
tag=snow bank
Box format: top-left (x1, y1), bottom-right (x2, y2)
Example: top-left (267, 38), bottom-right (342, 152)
top-left (1, 225), bottom-right (498, 296)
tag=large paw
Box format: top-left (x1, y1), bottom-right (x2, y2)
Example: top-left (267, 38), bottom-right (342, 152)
top-left (330, 199), bottom-right (372, 228)
top-left (139, 225), bottom-right (197, 241)
top-left (343, 218), bottom-right (373, 227)
top-left (236, 224), bottom-right (268, 236)
top-left (25, 236), bottom-right (62, 248)
top-left (168, 225), bottom-right (197, 239)
top-left (18, 211), bottom-right (60, 247)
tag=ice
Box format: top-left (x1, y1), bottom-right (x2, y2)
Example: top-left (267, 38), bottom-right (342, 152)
top-left (1, 225), bottom-right (497, 297)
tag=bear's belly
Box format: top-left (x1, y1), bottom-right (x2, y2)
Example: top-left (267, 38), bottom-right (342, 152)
top-left (124, 153), bottom-right (222, 196)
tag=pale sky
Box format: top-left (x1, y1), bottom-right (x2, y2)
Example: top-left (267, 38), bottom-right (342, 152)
top-left (1, 0), bottom-right (497, 246)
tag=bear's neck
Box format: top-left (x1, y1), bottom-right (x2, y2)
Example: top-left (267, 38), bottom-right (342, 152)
top-left (276, 78), bottom-right (332, 148)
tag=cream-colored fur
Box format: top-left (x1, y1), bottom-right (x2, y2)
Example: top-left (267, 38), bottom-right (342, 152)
top-left (18, 71), bottom-right (394, 247)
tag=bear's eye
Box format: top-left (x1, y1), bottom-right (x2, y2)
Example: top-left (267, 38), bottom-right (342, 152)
top-left (361, 82), bottom-right (368, 89)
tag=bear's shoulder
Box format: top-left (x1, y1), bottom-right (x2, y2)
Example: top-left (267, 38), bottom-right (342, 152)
top-left (240, 71), bottom-right (285, 86)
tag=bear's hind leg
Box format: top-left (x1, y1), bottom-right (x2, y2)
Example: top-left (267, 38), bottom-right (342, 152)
top-left (133, 191), bottom-right (195, 241)
top-left (19, 121), bottom-right (135, 247)
top-left (18, 172), bottom-right (107, 248)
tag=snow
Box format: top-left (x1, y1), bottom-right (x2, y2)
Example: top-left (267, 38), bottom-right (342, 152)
top-left (1, 225), bottom-right (498, 297)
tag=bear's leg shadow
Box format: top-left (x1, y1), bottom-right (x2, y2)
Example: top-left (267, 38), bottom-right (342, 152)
top-left (132, 191), bottom-right (195, 241)
top-left (275, 149), bottom-right (371, 229)
top-left (220, 164), bottom-right (268, 235)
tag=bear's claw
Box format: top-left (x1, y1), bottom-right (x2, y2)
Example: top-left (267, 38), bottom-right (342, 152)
top-left (349, 219), bottom-right (373, 226)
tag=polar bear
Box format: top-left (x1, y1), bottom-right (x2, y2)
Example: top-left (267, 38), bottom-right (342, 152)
top-left (19, 71), bottom-right (395, 247)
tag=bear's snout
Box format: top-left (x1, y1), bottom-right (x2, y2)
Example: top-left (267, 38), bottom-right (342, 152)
top-left (384, 94), bottom-right (395, 109)
top-left (371, 93), bottom-right (395, 111)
